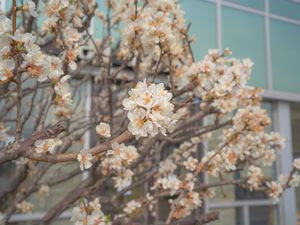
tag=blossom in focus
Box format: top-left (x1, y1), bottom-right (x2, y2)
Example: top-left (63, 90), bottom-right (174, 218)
top-left (123, 80), bottom-right (176, 137)
top-left (96, 122), bottom-right (111, 138)
top-left (77, 150), bottom-right (93, 171)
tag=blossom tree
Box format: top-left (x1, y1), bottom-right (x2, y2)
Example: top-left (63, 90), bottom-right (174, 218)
top-left (0, 0), bottom-right (299, 225)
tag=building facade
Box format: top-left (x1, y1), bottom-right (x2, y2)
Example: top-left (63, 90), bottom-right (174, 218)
top-left (1, 0), bottom-right (300, 225)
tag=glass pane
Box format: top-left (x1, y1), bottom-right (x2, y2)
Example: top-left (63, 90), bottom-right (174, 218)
top-left (270, 0), bottom-right (300, 21)
top-left (222, 6), bottom-right (267, 88)
top-left (226, 0), bottom-right (264, 10)
top-left (249, 205), bottom-right (279, 225)
top-left (181, 0), bottom-right (217, 59)
top-left (211, 207), bottom-right (244, 225)
top-left (271, 19), bottom-right (300, 94)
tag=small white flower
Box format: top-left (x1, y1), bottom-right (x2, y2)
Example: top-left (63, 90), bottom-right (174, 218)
top-left (77, 150), bottom-right (93, 170)
top-left (96, 122), bottom-right (111, 138)
top-left (293, 158), bottom-right (300, 170)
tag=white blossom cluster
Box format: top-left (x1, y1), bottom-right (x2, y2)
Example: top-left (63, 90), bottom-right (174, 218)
top-left (0, 0), bottom-right (89, 117)
top-left (200, 106), bottom-right (284, 177)
top-left (71, 198), bottom-right (111, 225)
top-left (111, 0), bottom-right (188, 75)
top-left (101, 142), bottom-right (139, 190)
top-left (174, 49), bottom-right (261, 114)
top-left (169, 191), bottom-right (202, 220)
top-left (123, 80), bottom-right (176, 137)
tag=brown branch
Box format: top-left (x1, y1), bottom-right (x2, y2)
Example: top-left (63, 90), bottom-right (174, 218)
top-left (0, 120), bottom-right (68, 164)
top-left (27, 130), bottom-right (133, 163)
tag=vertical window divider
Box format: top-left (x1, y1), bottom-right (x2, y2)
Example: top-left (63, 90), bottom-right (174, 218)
top-left (216, 0), bottom-right (222, 50)
top-left (274, 101), bottom-right (297, 225)
top-left (264, 0), bottom-right (273, 90)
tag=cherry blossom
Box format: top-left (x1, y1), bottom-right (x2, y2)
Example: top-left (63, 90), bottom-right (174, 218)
top-left (96, 122), bottom-right (111, 138)
top-left (77, 150), bottom-right (93, 171)
top-left (123, 80), bottom-right (176, 137)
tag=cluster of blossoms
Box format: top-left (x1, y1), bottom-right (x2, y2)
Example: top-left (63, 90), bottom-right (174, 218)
top-left (200, 106), bottom-right (284, 178)
top-left (123, 80), bottom-right (177, 137)
top-left (42, 0), bottom-right (96, 69)
top-left (101, 142), bottom-right (140, 190)
top-left (0, 1), bottom-right (78, 117)
top-left (71, 198), bottom-right (111, 225)
top-left (169, 191), bottom-right (202, 220)
top-left (34, 138), bottom-right (62, 154)
top-left (112, 0), bottom-right (188, 75)
top-left (174, 49), bottom-right (261, 114)
top-left (262, 161), bottom-right (300, 201)
top-left (0, 1), bottom-right (37, 83)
